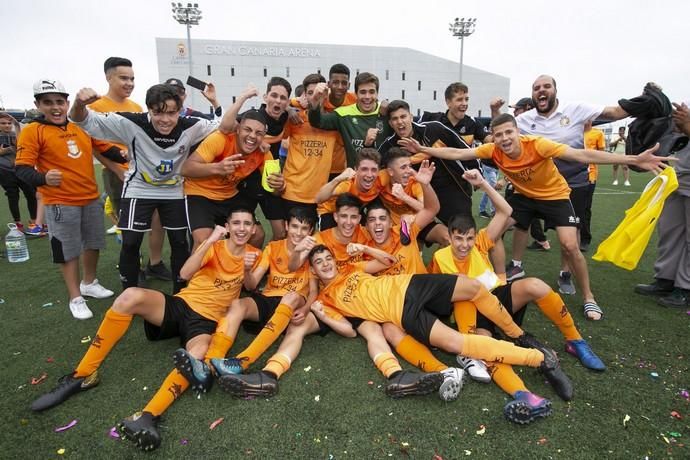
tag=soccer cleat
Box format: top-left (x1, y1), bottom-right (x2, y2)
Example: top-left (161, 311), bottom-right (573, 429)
top-left (456, 356), bottom-right (492, 383)
top-left (657, 288), bottom-right (690, 308)
top-left (117, 411), bottom-right (161, 451)
top-left (106, 225), bottom-right (118, 235)
top-left (217, 371), bottom-right (278, 398)
top-left (31, 371), bottom-right (100, 411)
top-left (503, 391), bottom-right (553, 424)
top-left (557, 272), bottom-right (576, 295)
top-left (634, 279), bottom-right (674, 297)
top-left (210, 357), bottom-right (247, 377)
top-left (24, 223), bottom-right (46, 237)
top-left (506, 261), bottom-right (525, 282)
top-left (79, 279), bottom-right (114, 299)
top-left (565, 339), bottom-right (606, 371)
top-left (439, 367), bottom-right (464, 401)
top-left (538, 346), bottom-right (574, 401)
top-left (514, 332), bottom-right (549, 353)
top-left (146, 261), bottom-right (173, 281)
top-left (384, 370), bottom-right (443, 399)
top-left (400, 219), bottom-right (411, 246)
top-left (69, 296), bottom-right (93, 320)
top-left (172, 348), bottom-right (212, 393)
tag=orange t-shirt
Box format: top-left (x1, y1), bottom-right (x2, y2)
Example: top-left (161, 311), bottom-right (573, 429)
top-left (258, 239), bottom-right (312, 298)
top-left (184, 131), bottom-right (273, 200)
top-left (176, 240), bottom-right (261, 322)
top-left (318, 265), bottom-right (412, 326)
top-left (282, 110), bottom-right (338, 203)
top-left (323, 92), bottom-right (357, 174)
top-left (317, 172), bottom-right (387, 216)
top-left (368, 222), bottom-right (427, 276)
top-left (378, 176), bottom-right (424, 225)
top-left (584, 128), bottom-right (605, 183)
top-left (88, 96), bottom-right (142, 171)
top-left (315, 226), bottom-right (369, 269)
top-left (475, 135), bottom-right (570, 200)
top-left (15, 122), bottom-right (112, 205)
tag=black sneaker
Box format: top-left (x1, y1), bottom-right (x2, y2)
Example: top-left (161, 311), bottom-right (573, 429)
top-left (31, 371), bottom-right (100, 411)
top-left (514, 332), bottom-right (548, 352)
top-left (117, 411), bottom-right (161, 451)
top-left (506, 261), bottom-right (526, 282)
top-left (538, 347), bottom-right (574, 401)
top-left (657, 288), bottom-right (690, 308)
top-left (384, 370), bottom-right (443, 399)
top-left (217, 371), bottom-right (278, 398)
top-left (557, 271), bottom-right (576, 295)
top-left (146, 261), bottom-right (172, 281)
top-left (634, 279), bottom-right (675, 297)
top-left (172, 348), bottom-right (212, 394)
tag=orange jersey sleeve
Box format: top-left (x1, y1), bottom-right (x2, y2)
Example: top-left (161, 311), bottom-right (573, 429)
top-left (315, 226), bottom-right (369, 269)
top-left (15, 123), bottom-right (99, 205)
top-left (379, 177), bottom-right (423, 225)
top-left (260, 240), bottom-right (312, 298)
top-left (371, 222), bottom-right (427, 276)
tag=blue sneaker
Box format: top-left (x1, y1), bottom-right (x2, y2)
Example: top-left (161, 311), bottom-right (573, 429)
top-left (210, 357), bottom-right (247, 377)
top-left (503, 391), bottom-right (553, 424)
top-left (172, 348), bottom-right (212, 393)
top-left (24, 223), bottom-right (47, 238)
top-left (565, 339), bottom-right (606, 371)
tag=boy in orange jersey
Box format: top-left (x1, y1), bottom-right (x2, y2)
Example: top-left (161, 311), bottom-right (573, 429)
top-left (400, 113), bottom-right (671, 320)
top-left (30, 208), bottom-right (261, 452)
top-left (171, 207), bottom-right (318, 392)
top-left (315, 148), bottom-right (385, 229)
top-left (280, 73), bottom-right (339, 222)
top-left (324, 63), bottom-right (357, 178)
top-left (15, 79), bottom-right (123, 320)
top-left (182, 84), bottom-right (272, 250)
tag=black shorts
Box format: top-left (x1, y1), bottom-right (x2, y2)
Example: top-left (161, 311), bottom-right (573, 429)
top-left (475, 283), bottom-right (526, 336)
top-left (237, 170), bottom-right (285, 220)
top-left (433, 182), bottom-right (473, 225)
top-left (118, 198), bottom-right (188, 231)
top-left (507, 193), bottom-right (579, 231)
top-left (544, 186), bottom-right (587, 231)
top-left (144, 294), bottom-right (217, 346)
top-left (282, 199), bottom-right (318, 223)
top-left (186, 195), bottom-right (247, 231)
top-left (241, 292), bottom-right (282, 334)
top-left (417, 220), bottom-right (440, 243)
top-left (318, 213), bottom-right (336, 231)
top-left (400, 274), bottom-right (458, 345)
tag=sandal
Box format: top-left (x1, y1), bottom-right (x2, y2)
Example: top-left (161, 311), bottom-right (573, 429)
top-left (584, 301), bottom-right (603, 321)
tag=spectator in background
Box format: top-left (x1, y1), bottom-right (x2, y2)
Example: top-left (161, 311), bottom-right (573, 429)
top-left (609, 126), bottom-right (631, 186)
top-left (164, 77), bottom-right (223, 120)
top-left (581, 120), bottom-right (606, 252)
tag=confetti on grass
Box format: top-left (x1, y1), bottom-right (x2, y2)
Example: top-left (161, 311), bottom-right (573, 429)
top-left (80, 336), bottom-right (92, 344)
top-left (209, 417), bottom-right (224, 430)
top-left (475, 425), bottom-right (486, 435)
top-left (55, 419), bottom-right (78, 432)
top-left (623, 414), bottom-right (631, 427)
top-left (41, 302), bottom-right (53, 308)
top-left (57, 448), bottom-right (66, 455)
top-left (31, 372), bottom-right (48, 385)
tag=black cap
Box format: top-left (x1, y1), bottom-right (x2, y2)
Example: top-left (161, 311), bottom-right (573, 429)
top-left (164, 78), bottom-right (185, 90)
top-left (509, 97), bottom-right (533, 109)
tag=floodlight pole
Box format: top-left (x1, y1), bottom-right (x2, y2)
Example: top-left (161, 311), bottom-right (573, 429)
top-left (171, 2), bottom-right (203, 108)
top-left (449, 17), bottom-right (477, 83)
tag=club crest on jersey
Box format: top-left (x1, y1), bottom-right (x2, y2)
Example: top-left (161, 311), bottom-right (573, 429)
top-left (560, 116), bottom-right (571, 127)
top-left (66, 140), bottom-right (82, 159)
top-left (156, 159), bottom-right (174, 175)
top-left (351, 118), bottom-right (358, 125)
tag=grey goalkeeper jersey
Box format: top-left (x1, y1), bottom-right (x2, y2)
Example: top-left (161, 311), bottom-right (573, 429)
top-left (74, 110), bottom-right (218, 199)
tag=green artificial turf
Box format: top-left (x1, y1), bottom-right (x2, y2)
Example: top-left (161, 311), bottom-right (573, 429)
top-left (1, 166), bottom-right (688, 459)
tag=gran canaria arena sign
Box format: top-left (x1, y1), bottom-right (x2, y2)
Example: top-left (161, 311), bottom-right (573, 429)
top-left (203, 44), bottom-right (321, 58)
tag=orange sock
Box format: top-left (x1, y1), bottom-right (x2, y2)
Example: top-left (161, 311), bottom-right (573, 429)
top-left (263, 353), bottom-right (292, 379)
top-left (74, 309), bottom-right (133, 377)
top-left (453, 301), bottom-right (477, 334)
top-left (394, 334), bottom-right (447, 372)
top-left (203, 332), bottom-right (235, 361)
top-left (471, 286), bottom-right (523, 338)
top-left (460, 334), bottom-right (543, 367)
top-left (536, 291), bottom-right (582, 341)
top-left (488, 362), bottom-right (529, 396)
top-left (236, 303), bottom-right (293, 369)
top-left (374, 352), bottom-right (402, 378)
top-left (142, 369), bottom-right (189, 417)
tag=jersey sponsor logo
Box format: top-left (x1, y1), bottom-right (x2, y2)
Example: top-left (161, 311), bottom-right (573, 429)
top-left (300, 139), bottom-right (326, 157)
top-left (351, 118), bottom-right (358, 125)
top-left (141, 172), bottom-right (179, 186)
top-left (66, 139), bottom-right (82, 159)
top-left (341, 272), bottom-right (361, 303)
top-left (560, 116), bottom-right (571, 127)
top-left (155, 159), bottom-right (174, 175)
top-left (213, 276), bottom-right (244, 291)
top-left (153, 137), bottom-right (176, 144)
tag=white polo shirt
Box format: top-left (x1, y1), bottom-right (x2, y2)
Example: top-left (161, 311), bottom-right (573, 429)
top-left (517, 102), bottom-right (604, 187)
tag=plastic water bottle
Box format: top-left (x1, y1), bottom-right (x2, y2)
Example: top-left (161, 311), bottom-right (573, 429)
top-left (5, 223), bottom-right (29, 263)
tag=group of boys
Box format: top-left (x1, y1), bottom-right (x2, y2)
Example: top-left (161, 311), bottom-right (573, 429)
top-left (25, 60), bottom-right (673, 452)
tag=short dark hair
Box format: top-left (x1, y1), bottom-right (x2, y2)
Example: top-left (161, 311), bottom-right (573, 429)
top-left (448, 213), bottom-right (476, 234)
top-left (335, 192), bottom-right (362, 212)
top-left (383, 147), bottom-right (410, 168)
top-left (287, 206), bottom-right (316, 231)
top-left (240, 109), bottom-right (268, 127)
top-left (227, 206), bottom-right (256, 222)
top-left (266, 77), bottom-right (292, 97)
top-left (308, 244), bottom-right (332, 265)
top-left (145, 84), bottom-right (182, 112)
top-left (329, 63), bottom-right (351, 79)
top-left (386, 100), bottom-right (410, 119)
top-left (445, 82), bottom-right (469, 101)
top-left (365, 200), bottom-right (390, 217)
top-left (490, 113), bottom-right (517, 130)
top-left (104, 57), bottom-right (132, 73)
top-left (294, 85), bottom-right (305, 97)
top-left (302, 73), bottom-right (326, 89)
top-left (354, 72), bottom-right (379, 93)
top-left (355, 148), bottom-right (381, 167)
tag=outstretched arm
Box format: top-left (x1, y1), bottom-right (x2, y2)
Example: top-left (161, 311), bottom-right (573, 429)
top-left (397, 137), bottom-right (479, 161)
top-left (559, 143), bottom-right (672, 175)
top-left (218, 84), bottom-right (259, 134)
top-left (462, 169), bottom-right (512, 242)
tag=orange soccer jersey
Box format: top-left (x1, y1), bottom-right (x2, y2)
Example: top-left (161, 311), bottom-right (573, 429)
top-left (584, 128), bottom-right (606, 183)
top-left (282, 110), bottom-right (338, 204)
top-left (317, 172), bottom-right (386, 216)
top-left (258, 239), bottom-right (311, 298)
top-left (475, 135), bottom-right (570, 200)
top-left (378, 176), bottom-right (424, 225)
top-left (324, 92), bottom-right (357, 173)
top-left (15, 122), bottom-right (112, 205)
top-left (369, 222), bottom-right (427, 276)
top-left (315, 226), bottom-right (369, 269)
top-left (88, 96), bottom-right (142, 171)
top-left (176, 240), bottom-right (261, 322)
top-left (184, 131), bottom-right (273, 200)
top-left (319, 266), bottom-right (413, 327)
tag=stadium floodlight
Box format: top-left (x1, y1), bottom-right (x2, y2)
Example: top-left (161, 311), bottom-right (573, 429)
top-left (449, 17), bottom-right (477, 82)
top-left (171, 2), bottom-right (203, 106)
